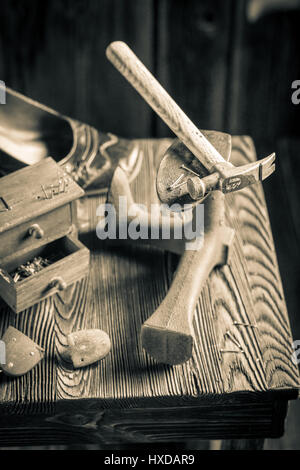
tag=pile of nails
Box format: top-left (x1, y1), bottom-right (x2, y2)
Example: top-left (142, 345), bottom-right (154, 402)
top-left (12, 256), bottom-right (51, 283)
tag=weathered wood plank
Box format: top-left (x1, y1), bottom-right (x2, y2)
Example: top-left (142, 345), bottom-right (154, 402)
top-left (229, 136), bottom-right (299, 390)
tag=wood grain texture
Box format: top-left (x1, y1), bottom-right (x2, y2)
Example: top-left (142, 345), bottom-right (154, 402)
top-left (0, 136), bottom-right (298, 446)
top-left (227, 137), bottom-right (299, 391)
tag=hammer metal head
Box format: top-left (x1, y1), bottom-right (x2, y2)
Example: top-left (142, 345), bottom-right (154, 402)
top-left (216, 152), bottom-right (276, 193)
top-left (156, 131), bottom-right (232, 206)
top-left (188, 153), bottom-right (275, 200)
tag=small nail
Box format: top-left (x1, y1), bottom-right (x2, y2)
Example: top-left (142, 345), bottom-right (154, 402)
top-left (225, 331), bottom-right (243, 350)
top-left (220, 349), bottom-right (244, 354)
top-left (233, 321), bottom-right (258, 328)
top-left (41, 185), bottom-right (49, 200)
top-left (168, 174), bottom-right (184, 190)
top-left (181, 165), bottom-right (200, 177)
top-left (170, 181), bottom-right (188, 190)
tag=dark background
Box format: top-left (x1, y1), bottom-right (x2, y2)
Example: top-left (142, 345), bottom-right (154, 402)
top-left (0, 0), bottom-right (299, 449)
top-left (0, 0), bottom-right (300, 141)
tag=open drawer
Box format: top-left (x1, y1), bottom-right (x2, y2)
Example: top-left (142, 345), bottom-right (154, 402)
top-left (0, 235), bottom-right (90, 313)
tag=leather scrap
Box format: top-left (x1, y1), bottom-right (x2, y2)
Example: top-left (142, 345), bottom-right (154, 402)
top-left (1, 326), bottom-right (44, 377)
top-left (65, 329), bottom-right (111, 369)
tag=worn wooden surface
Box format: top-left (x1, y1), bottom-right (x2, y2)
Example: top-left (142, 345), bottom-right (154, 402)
top-left (0, 136), bottom-right (298, 447)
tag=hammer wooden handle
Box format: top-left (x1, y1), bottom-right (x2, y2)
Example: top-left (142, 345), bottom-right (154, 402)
top-left (106, 41), bottom-right (226, 172)
top-left (141, 191), bottom-right (235, 365)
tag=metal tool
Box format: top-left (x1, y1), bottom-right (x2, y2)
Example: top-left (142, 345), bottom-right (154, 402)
top-left (186, 153), bottom-right (275, 200)
top-left (106, 41), bottom-right (275, 202)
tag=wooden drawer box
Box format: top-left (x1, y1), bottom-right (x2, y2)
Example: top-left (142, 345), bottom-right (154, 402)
top-left (0, 235), bottom-right (89, 313)
top-left (0, 158), bottom-right (90, 313)
top-left (0, 204), bottom-right (73, 259)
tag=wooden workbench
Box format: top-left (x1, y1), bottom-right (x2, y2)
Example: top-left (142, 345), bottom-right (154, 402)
top-left (0, 136), bottom-right (299, 449)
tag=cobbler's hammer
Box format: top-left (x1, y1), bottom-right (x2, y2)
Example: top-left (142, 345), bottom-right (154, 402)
top-left (106, 41), bottom-right (275, 201)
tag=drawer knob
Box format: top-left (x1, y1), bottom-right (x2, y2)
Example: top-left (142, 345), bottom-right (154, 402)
top-left (49, 277), bottom-right (67, 291)
top-left (28, 224), bottom-right (44, 239)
